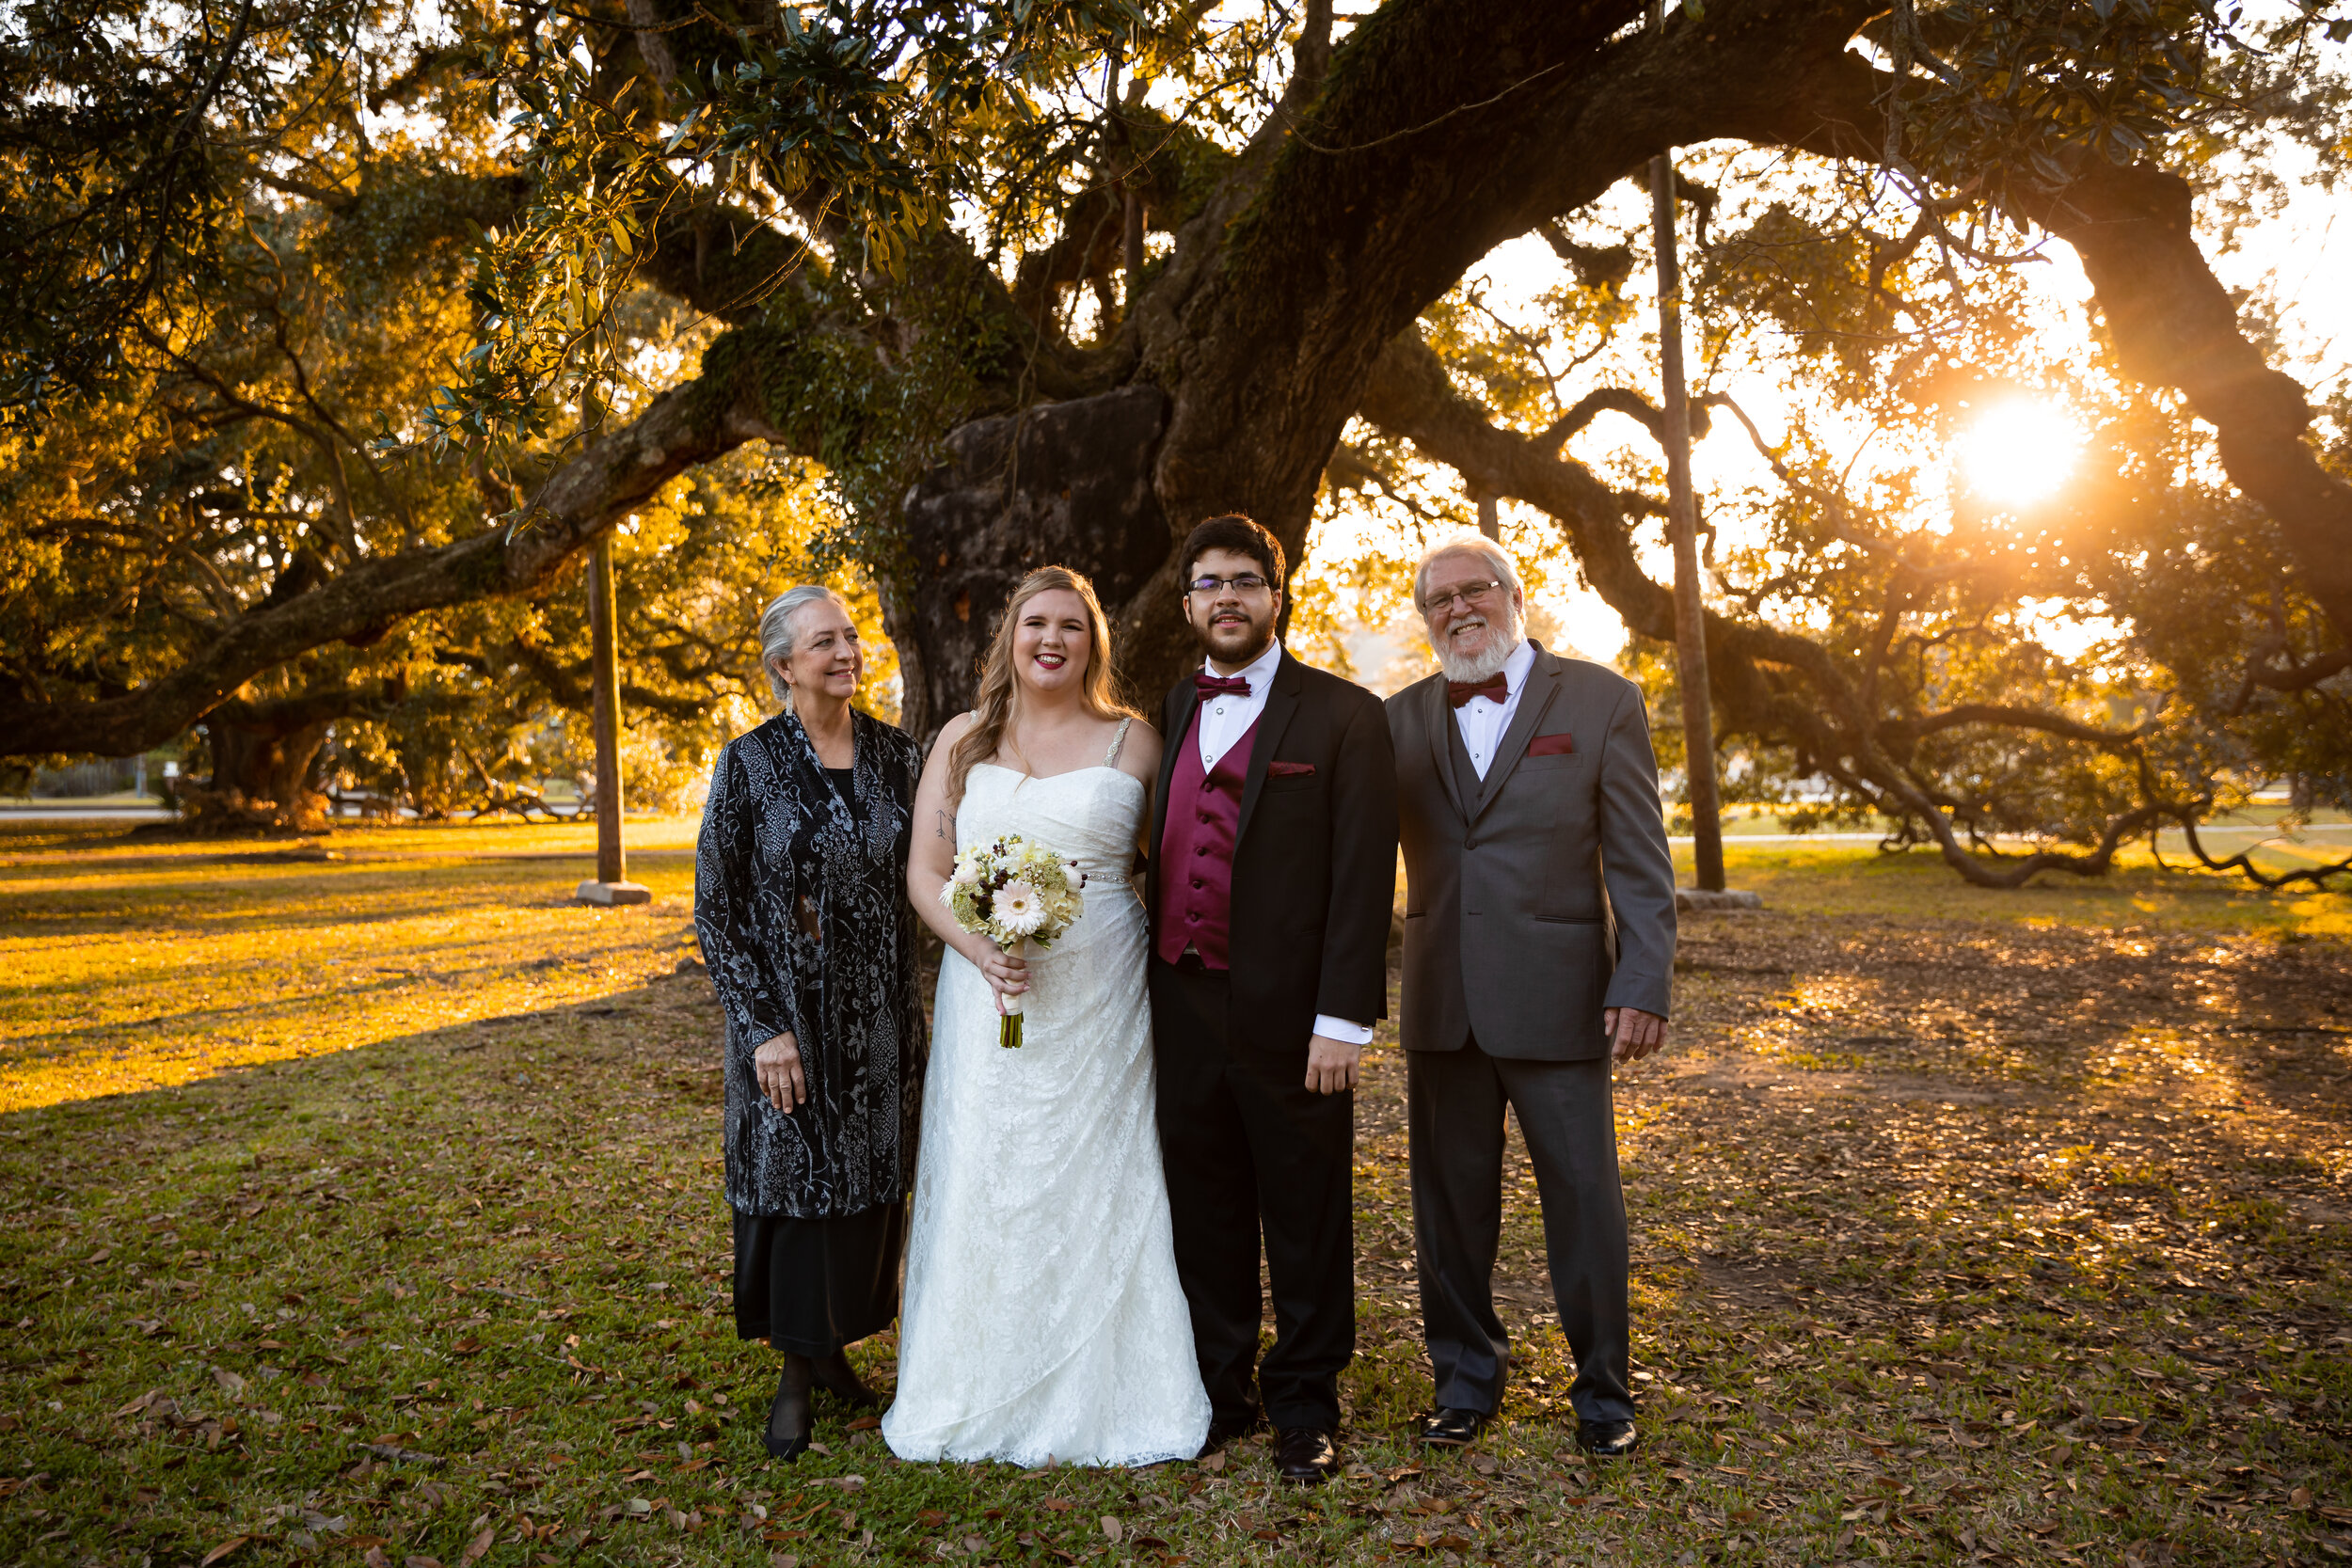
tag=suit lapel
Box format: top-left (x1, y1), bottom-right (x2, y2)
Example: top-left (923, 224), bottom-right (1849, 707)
top-left (1151, 676), bottom-right (1200, 863)
top-left (1233, 650), bottom-right (1302, 846)
top-left (1471, 643), bottom-right (1564, 822)
top-left (1422, 673), bottom-right (1467, 825)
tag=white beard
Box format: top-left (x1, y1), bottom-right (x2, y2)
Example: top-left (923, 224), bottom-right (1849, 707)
top-left (1434, 608), bottom-right (1523, 684)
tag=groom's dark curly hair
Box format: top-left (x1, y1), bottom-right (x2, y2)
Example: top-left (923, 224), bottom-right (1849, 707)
top-left (1178, 514), bottom-right (1287, 593)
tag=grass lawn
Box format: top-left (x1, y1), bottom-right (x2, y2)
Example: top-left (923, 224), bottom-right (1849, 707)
top-left (2, 819), bottom-right (2348, 1567)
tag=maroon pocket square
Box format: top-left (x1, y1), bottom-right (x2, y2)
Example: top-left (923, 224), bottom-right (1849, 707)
top-left (1528, 733), bottom-right (1576, 757)
top-left (1266, 760), bottom-right (1317, 777)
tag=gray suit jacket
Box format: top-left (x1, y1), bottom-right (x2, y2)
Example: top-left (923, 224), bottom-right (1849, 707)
top-left (1386, 642), bottom-right (1677, 1060)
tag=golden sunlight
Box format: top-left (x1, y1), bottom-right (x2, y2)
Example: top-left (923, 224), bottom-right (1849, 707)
top-left (1953, 398), bottom-right (2085, 511)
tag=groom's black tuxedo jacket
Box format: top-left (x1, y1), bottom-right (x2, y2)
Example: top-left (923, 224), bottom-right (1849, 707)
top-left (1146, 649), bottom-right (1399, 1053)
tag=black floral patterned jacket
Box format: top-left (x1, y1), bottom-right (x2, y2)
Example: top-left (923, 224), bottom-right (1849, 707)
top-left (695, 707), bottom-right (925, 1217)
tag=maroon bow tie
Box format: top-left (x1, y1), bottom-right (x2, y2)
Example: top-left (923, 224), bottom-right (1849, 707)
top-left (1448, 674), bottom-right (1508, 708)
top-left (1196, 674), bottom-right (1251, 697)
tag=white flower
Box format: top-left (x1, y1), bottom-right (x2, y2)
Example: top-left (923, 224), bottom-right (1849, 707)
top-left (995, 878), bottom-right (1048, 936)
top-left (951, 858), bottom-right (982, 887)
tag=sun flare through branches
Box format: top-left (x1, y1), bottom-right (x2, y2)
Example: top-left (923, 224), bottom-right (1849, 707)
top-left (1952, 399), bottom-right (2087, 512)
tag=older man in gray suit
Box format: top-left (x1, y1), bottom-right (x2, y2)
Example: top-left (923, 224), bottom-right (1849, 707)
top-left (1386, 535), bottom-right (1677, 1459)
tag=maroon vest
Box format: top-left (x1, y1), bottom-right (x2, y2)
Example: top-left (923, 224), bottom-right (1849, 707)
top-left (1154, 707), bottom-right (1258, 969)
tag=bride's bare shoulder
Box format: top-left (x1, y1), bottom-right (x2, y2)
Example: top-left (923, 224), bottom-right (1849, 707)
top-left (1114, 716), bottom-right (1163, 781)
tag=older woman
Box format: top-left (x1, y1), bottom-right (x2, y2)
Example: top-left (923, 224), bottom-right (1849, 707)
top-left (695, 585), bottom-right (925, 1461)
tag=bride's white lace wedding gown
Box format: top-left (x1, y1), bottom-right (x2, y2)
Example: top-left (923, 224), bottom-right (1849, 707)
top-left (882, 728), bottom-right (1211, 1466)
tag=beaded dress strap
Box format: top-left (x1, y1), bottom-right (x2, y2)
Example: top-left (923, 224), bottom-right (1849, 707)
top-left (1103, 717), bottom-right (1134, 767)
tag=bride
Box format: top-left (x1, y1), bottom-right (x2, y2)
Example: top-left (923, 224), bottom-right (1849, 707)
top-left (884, 566), bottom-right (1212, 1466)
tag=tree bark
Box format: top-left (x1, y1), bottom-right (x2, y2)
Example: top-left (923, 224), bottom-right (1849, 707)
top-left (198, 720), bottom-right (333, 831)
top-left (896, 387), bottom-right (1172, 735)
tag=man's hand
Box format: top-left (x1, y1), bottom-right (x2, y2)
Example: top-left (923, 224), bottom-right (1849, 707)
top-left (1305, 1034), bottom-right (1361, 1095)
top-left (1604, 1006), bottom-right (1668, 1065)
top-left (754, 1032), bottom-right (807, 1110)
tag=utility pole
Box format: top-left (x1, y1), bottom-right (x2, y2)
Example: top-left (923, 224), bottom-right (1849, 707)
top-left (1651, 148), bottom-right (1726, 893)
top-left (576, 537), bottom-right (650, 906)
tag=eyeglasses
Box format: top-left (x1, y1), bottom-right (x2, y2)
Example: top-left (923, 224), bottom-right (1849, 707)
top-left (1422, 578), bottom-right (1503, 616)
top-left (1186, 573), bottom-right (1271, 596)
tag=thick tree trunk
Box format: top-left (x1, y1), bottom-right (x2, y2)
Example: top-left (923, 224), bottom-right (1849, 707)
top-left (895, 387), bottom-right (1172, 736)
top-left (893, 0), bottom-right (1881, 728)
top-left (193, 718), bottom-right (334, 832)
top-left (176, 678), bottom-right (407, 832)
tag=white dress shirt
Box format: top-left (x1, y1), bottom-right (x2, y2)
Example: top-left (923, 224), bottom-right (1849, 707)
top-left (1188, 639), bottom-right (1373, 1047)
top-left (1194, 637), bottom-right (1287, 772)
top-left (1450, 637), bottom-right (1536, 780)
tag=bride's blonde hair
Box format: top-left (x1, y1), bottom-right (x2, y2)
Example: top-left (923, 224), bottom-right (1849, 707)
top-left (948, 566), bottom-right (1136, 801)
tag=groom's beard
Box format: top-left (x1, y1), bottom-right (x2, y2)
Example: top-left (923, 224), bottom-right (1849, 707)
top-left (1193, 602), bottom-right (1277, 668)
top-left (1434, 606), bottom-right (1523, 684)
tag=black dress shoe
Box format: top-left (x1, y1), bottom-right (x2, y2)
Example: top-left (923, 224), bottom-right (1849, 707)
top-left (763, 1360), bottom-right (813, 1461)
top-left (1576, 1418), bottom-right (1639, 1457)
top-left (1419, 1407), bottom-right (1488, 1448)
top-left (1275, 1426), bottom-right (1339, 1485)
top-left (1200, 1406), bottom-right (1264, 1455)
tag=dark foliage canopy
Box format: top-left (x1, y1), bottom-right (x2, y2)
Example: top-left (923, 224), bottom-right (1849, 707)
top-left (1, 0), bottom-right (2347, 880)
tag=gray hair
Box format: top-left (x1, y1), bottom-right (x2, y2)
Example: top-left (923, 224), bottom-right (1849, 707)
top-left (1413, 533), bottom-right (1524, 609)
top-left (759, 585), bottom-right (849, 707)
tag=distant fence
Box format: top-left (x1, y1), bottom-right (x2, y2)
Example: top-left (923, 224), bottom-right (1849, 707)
top-left (28, 758), bottom-right (149, 798)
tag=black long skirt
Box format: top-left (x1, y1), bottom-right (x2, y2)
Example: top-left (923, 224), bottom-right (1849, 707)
top-left (730, 1202), bottom-right (904, 1355)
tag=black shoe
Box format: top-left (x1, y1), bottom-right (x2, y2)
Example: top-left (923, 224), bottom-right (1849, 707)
top-left (810, 1349), bottom-right (879, 1408)
top-left (1275, 1426), bottom-right (1338, 1485)
top-left (1419, 1407), bottom-right (1488, 1448)
top-left (1576, 1418), bottom-right (1639, 1457)
top-left (1200, 1406), bottom-right (1264, 1456)
top-left (764, 1358), bottom-right (813, 1461)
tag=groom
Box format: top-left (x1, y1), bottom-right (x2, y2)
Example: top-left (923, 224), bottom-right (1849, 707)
top-left (1146, 514), bottom-right (1398, 1485)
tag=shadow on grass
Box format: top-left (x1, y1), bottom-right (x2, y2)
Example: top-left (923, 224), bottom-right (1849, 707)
top-left (2, 843), bottom-right (2349, 1567)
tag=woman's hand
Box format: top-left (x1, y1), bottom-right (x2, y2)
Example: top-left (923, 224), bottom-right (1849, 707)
top-left (754, 1033), bottom-right (807, 1110)
top-left (976, 944), bottom-right (1028, 1015)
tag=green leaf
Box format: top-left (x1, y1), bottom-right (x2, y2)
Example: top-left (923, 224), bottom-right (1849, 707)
top-left (663, 105), bottom-right (707, 156)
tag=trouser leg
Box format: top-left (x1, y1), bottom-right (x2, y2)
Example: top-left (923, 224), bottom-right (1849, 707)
top-left (1236, 1046), bottom-right (1355, 1433)
top-left (1497, 1053), bottom-right (1633, 1423)
top-left (1406, 1040), bottom-right (1509, 1415)
top-left (1150, 958), bottom-right (1264, 1425)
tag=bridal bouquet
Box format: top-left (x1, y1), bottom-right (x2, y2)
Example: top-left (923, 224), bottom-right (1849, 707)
top-left (942, 834), bottom-right (1087, 1048)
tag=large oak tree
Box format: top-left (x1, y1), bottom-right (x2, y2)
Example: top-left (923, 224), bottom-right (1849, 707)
top-left (4, 0), bottom-right (2346, 877)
